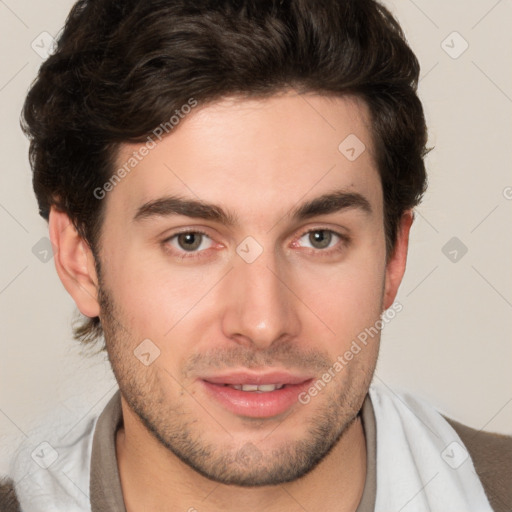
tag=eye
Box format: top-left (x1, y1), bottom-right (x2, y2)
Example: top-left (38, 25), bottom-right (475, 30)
top-left (296, 229), bottom-right (346, 251)
top-left (166, 231), bottom-right (213, 253)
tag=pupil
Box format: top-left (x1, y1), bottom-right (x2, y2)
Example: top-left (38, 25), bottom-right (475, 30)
top-left (178, 233), bottom-right (201, 251)
top-left (310, 230), bottom-right (331, 249)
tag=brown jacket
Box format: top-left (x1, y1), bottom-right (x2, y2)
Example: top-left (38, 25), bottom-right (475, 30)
top-left (445, 417), bottom-right (512, 512)
top-left (0, 479), bottom-right (20, 512)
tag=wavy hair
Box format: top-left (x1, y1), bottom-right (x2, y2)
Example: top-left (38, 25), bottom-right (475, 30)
top-left (22, 0), bottom-right (429, 348)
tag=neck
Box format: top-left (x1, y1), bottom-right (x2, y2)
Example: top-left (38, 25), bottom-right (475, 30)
top-left (116, 399), bottom-right (367, 512)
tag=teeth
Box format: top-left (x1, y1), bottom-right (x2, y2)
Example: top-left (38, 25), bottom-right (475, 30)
top-left (229, 384), bottom-right (284, 392)
top-left (257, 384), bottom-right (281, 392)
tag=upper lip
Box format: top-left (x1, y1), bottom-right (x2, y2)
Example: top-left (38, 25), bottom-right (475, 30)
top-left (201, 371), bottom-right (313, 386)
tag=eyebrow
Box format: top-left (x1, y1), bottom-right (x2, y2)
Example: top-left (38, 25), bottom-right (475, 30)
top-left (132, 189), bottom-right (372, 226)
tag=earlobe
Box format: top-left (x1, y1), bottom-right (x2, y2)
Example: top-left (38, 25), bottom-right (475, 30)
top-left (382, 210), bottom-right (414, 310)
top-left (49, 206), bottom-right (100, 318)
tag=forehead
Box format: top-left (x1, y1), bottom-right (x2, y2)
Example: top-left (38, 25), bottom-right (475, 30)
top-left (107, 91), bottom-right (381, 226)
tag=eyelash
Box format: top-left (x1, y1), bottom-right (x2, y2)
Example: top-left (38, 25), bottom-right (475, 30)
top-left (162, 228), bottom-right (350, 260)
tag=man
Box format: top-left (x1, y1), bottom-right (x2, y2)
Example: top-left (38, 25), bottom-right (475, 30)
top-left (4, 0), bottom-right (511, 511)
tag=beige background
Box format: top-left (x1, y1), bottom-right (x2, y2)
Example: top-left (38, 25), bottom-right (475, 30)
top-left (1, 0), bottom-right (511, 475)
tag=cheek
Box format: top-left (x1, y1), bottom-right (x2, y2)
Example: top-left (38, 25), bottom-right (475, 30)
top-left (104, 246), bottom-right (223, 343)
top-left (297, 254), bottom-right (386, 350)
top-left (118, 277), bottom-right (187, 329)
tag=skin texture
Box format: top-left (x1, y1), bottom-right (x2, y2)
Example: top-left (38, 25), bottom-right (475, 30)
top-left (49, 90), bottom-right (413, 512)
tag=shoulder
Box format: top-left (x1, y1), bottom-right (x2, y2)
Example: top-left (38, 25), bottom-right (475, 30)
top-left (444, 415), bottom-right (512, 512)
top-left (7, 411), bottom-right (99, 511)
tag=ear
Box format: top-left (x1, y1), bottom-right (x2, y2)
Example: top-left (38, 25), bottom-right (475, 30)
top-left (48, 206), bottom-right (100, 318)
top-left (382, 210), bottom-right (414, 310)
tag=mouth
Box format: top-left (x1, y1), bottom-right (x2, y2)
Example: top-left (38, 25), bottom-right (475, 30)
top-left (200, 371), bottom-right (313, 418)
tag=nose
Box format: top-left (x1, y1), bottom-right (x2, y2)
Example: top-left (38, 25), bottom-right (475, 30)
top-left (220, 246), bottom-right (301, 350)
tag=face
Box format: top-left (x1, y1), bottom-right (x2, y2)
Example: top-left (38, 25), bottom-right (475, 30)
top-left (94, 91), bottom-right (391, 486)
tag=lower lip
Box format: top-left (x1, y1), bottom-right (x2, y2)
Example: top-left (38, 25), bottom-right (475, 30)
top-left (201, 380), bottom-right (312, 418)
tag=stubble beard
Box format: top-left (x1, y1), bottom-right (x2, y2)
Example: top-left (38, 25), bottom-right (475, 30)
top-left (97, 281), bottom-right (375, 487)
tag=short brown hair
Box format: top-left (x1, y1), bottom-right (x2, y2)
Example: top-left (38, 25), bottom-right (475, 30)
top-left (22, 0), bottom-right (429, 349)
